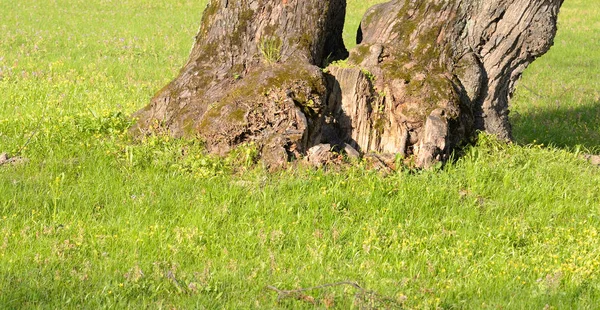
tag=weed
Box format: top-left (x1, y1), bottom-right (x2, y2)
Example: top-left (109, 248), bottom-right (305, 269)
top-left (259, 37), bottom-right (282, 64)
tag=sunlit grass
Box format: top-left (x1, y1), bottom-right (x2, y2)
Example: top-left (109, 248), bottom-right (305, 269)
top-left (1, 0), bottom-right (599, 308)
top-left (511, 0), bottom-right (600, 151)
top-left (345, 0), bottom-right (387, 48)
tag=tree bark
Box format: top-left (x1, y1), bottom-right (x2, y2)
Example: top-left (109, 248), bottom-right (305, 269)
top-left (133, 0), bottom-right (564, 168)
top-left (328, 0), bottom-right (564, 167)
top-left (132, 0), bottom-right (347, 168)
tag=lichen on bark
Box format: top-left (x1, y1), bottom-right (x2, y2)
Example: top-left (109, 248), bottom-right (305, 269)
top-left (327, 0), bottom-right (564, 167)
top-left (132, 0), bottom-right (347, 168)
top-left (133, 0), bottom-right (565, 169)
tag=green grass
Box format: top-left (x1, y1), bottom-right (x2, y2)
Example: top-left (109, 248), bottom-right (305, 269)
top-left (1, 1), bottom-right (600, 309)
top-left (345, 0), bottom-right (387, 48)
top-left (511, 0), bottom-right (600, 151)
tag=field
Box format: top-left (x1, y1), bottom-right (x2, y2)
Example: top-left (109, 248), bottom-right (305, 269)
top-left (1, 0), bottom-right (599, 309)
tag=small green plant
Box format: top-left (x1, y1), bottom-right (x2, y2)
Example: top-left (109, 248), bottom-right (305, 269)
top-left (259, 37), bottom-right (282, 64)
top-left (75, 111), bottom-right (133, 135)
top-left (328, 59), bottom-right (349, 69)
top-left (361, 68), bottom-right (376, 82)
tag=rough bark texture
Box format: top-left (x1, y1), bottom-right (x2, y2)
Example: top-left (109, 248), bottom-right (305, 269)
top-left (328, 0), bottom-right (564, 167)
top-left (132, 0), bottom-right (347, 168)
top-left (134, 0), bottom-right (564, 168)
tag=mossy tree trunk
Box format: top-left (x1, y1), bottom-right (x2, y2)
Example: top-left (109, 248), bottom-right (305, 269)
top-left (329, 0), bottom-right (564, 167)
top-left (133, 0), bottom-right (347, 168)
top-left (134, 0), bottom-right (564, 168)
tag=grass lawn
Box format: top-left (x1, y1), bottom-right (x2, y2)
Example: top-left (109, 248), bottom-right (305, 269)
top-left (1, 0), bottom-right (599, 308)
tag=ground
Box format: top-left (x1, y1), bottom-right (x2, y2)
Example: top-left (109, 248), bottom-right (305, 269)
top-left (0, 0), bottom-right (599, 308)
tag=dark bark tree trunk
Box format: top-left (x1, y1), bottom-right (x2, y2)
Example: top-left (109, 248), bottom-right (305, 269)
top-left (133, 0), bottom-right (564, 168)
top-left (133, 0), bottom-right (347, 168)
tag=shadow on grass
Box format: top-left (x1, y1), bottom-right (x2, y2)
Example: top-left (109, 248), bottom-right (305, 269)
top-left (511, 95), bottom-right (600, 153)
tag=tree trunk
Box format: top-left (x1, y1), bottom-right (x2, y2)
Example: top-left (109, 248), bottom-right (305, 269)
top-left (132, 0), bottom-right (347, 168)
top-left (328, 0), bottom-right (564, 167)
top-left (133, 0), bottom-right (564, 168)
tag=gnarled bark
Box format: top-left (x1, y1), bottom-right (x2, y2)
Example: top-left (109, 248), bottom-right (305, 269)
top-left (134, 0), bottom-right (564, 168)
top-left (132, 0), bottom-right (347, 168)
top-left (327, 0), bottom-right (564, 167)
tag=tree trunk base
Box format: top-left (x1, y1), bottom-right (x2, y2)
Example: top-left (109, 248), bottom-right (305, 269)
top-left (133, 0), bottom-right (564, 169)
